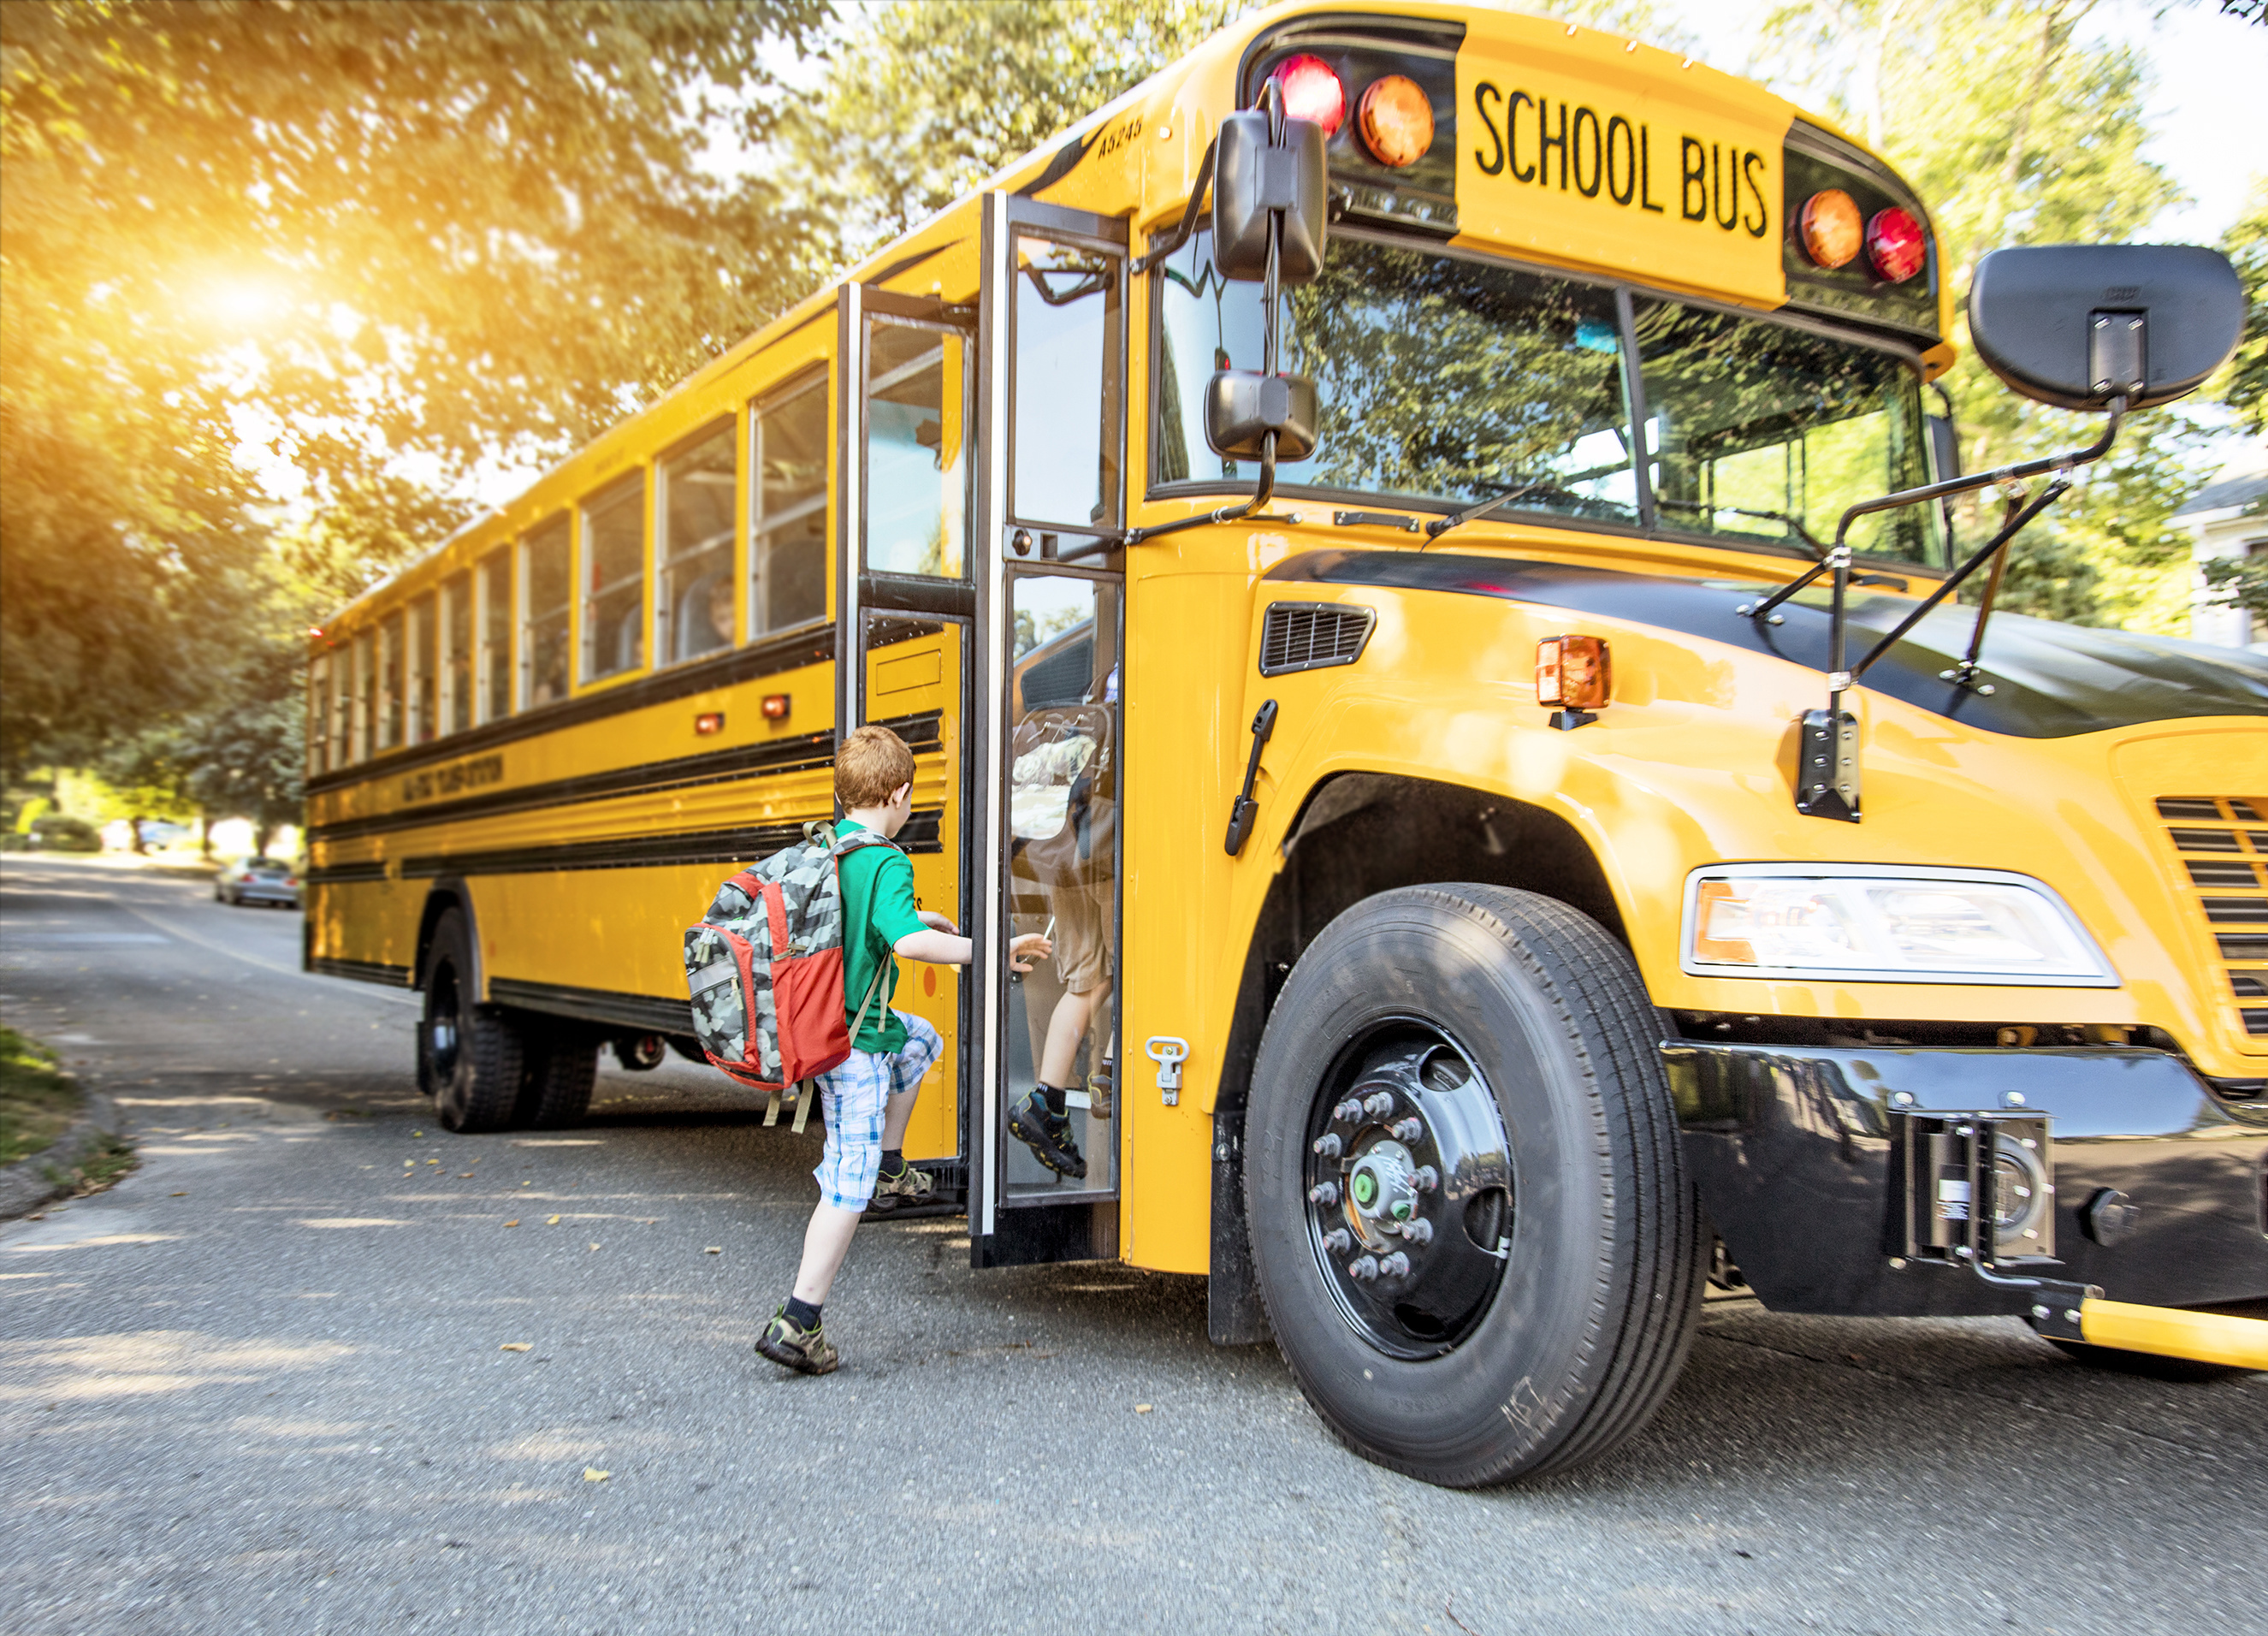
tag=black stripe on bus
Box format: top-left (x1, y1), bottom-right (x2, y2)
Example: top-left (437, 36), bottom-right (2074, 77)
top-left (305, 861), bottom-right (390, 885)
top-left (306, 957), bottom-right (413, 987)
top-left (305, 623), bottom-right (838, 797)
top-left (398, 808), bottom-right (945, 879)
top-left (309, 709), bottom-right (944, 845)
top-left (488, 979), bottom-right (695, 1036)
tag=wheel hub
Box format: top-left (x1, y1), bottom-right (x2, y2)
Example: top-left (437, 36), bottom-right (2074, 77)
top-left (1305, 1033), bottom-right (1514, 1359)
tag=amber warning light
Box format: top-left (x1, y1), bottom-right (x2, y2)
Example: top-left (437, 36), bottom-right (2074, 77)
top-left (761, 694), bottom-right (791, 720)
top-left (1537, 636), bottom-right (1610, 730)
top-left (696, 711), bottom-right (725, 735)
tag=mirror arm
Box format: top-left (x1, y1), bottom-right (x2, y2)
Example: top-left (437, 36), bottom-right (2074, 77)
top-left (1845, 476), bottom-right (2070, 685)
top-left (1128, 139), bottom-right (1217, 278)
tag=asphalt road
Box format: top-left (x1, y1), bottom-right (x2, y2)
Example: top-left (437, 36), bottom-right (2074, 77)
top-left (3, 852), bottom-right (2265, 1636)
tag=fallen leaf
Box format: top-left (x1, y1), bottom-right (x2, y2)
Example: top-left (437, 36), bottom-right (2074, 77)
top-left (547, 1214), bottom-right (561, 1225)
top-left (588, 1243), bottom-right (601, 1252)
top-left (459, 1172), bottom-right (475, 1178)
top-left (500, 1343), bottom-right (531, 1352)
top-left (427, 1159), bottom-right (441, 1165)
top-left (1134, 1403), bottom-right (1152, 1414)
top-left (412, 1130), bottom-right (423, 1137)
top-left (503, 1219), bottom-right (520, 1228)
top-left (583, 1467), bottom-right (611, 1483)
top-left (170, 1192), bottom-right (187, 1197)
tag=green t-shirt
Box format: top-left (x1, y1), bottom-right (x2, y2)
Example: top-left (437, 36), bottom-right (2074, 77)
top-left (835, 820), bottom-right (928, 1054)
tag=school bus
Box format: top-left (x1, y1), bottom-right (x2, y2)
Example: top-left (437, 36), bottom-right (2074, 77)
top-left (305, 1), bottom-right (2268, 1485)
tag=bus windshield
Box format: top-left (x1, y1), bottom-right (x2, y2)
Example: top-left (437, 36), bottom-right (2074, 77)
top-left (1152, 230), bottom-right (1943, 566)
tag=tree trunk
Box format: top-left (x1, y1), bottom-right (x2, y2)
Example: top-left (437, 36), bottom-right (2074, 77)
top-left (129, 815), bottom-right (147, 855)
top-left (198, 814), bottom-right (213, 859)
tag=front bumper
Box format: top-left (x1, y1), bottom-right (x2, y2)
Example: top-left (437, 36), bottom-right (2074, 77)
top-left (1665, 1043), bottom-right (2268, 1318)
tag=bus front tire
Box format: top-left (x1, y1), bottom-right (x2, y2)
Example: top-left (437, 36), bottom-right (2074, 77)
top-left (421, 909), bottom-right (525, 1135)
top-left (1245, 883), bottom-right (1703, 1487)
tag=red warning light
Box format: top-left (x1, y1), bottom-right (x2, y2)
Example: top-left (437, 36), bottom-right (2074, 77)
top-left (1865, 206), bottom-right (1927, 283)
top-left (1270, 53), bottom-right (1347, 136)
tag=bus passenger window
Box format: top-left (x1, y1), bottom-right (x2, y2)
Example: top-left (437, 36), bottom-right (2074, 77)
top-left (441, 572), bottom-right (472, 735)
top-left (865, 320), bottom-right (969, 578)
top-left (1012, 236), bottom-right (1121, 531)
top-left (1633, 300), bottom-right (1941, 566)
top-left (406, 593), bottom-right (436, 744)
top-left (477, 548), bottom-right (511, 723)
top-left (753, 375), bottom-right (826, 633)
top-left (522, 519), bottom-right (571, 708)
top-left (581, 477), bottom-right (646, 682)
top-left (350, 631), bottom-right (374, 763)
top-left (307, 656), bottom-right (331, 779)
top-left (658, 422), bottom-right (736, 666)
top-left (377, 611), bottom-right (405, 752)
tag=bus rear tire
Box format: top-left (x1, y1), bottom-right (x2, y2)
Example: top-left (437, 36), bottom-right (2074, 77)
top-left (518, 1031), bottom-right (597, 1129)
top-left (1245, 884), bottom-right (1703, 1487)
top-left (421, 909), bottom-right (525, 1135)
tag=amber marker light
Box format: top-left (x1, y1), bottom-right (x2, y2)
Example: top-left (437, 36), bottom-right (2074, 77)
top-left (695, 711), bottom-right (725, 735)
top-left (1690, 880), bottom-right (1758, 965)
top-left (1798, 189), bottom-right (1862, 269)
top-left (1866, 206), bottom-right (1927, 283)
top-left (761, 693), bottom-right (791, 720)
top-left (1357, 74), bottom-right (1432, 167)
top-left (1271, 53), bottom-right (1347, 135)
top-left (1536, 635), bottom-right (1610, 710)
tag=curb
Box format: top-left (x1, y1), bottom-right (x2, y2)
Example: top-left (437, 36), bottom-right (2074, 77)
top-left (0, 1090), bottom-right (125, 1219)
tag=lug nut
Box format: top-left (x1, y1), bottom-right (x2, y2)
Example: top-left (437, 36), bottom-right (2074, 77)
top-left (1308, 1182), bottom-right (1339, 1206)
top-left (1312, 1133), bottom-right (1341, 1159)
top-left (1362, 1091), bottom-right (1395, 1117)
top-left (1400, 1218), bottom-right (1433, 1244)
top-left (1412, 1165), bottom-right (1439, 1192)
top-left (1389, 1117), bottom-right (1424, 1143)
top-left (1333, 1099), bottom-right (1365, 1123)
top-left (1378, 1252), bottom-right (1411, 1278)
top-left (1322, 1229), bottom-right (1353, 1254)
top-left (1347, 1255), bottom-right (1380, 1282)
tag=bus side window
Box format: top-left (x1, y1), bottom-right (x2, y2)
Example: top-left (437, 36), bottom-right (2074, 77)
top-left (440, 572), bottom-right (472, 735)
top-left (658, 421), bottom-right (736, 665)
top-left (580, 476), bottom-right (646, 683)
top-left (752, 373), bottom-right (827, 633)
top-left (406, 593), bottom-right (436, 744)
top-left (522, 518), bottom-right (571, 708)
top-left (307, 655), bottom-right (331, 779)
top-left (350, 631), bottom-right (373, 763)
top-left (377, 611), bottom-right (405, 752)
top-left (477, 548), bottom-right (512, 723)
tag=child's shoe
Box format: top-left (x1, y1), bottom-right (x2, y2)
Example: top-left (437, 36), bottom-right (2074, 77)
top-left (868, 1158), bottom-right (935, 1214)
top-left (1087, 1059), bottom-right (1114, 1121)
top-left (1008, 1088), bottom-right (1087, 1179)
top-left (755, 1306), bottom-right (839, 1375)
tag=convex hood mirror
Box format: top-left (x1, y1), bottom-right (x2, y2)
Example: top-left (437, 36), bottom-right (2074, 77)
top-left (1211, 110), bottom-right (1328, 284)
top-left (1969, 244), bottom-right (2242, 412)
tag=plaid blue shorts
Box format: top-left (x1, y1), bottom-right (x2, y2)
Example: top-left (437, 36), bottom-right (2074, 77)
top-left (812, 1011), bottom-right (942, 1212)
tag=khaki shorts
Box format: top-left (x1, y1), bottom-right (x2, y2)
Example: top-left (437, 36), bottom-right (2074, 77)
top-left (1047, 876), bottom-right (1115, 994)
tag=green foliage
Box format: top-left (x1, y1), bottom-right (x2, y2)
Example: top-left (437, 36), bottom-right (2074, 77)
top-left (2218, 181), bottom-right (2268, 436)
top-left (2201, 548), bottom-right (2268, 617)
top-left (0, 1024), bottom-right (81, 1167)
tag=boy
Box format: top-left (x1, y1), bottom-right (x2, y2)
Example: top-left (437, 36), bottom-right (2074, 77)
top-left (755, 724), bottom-right (1050, 1375)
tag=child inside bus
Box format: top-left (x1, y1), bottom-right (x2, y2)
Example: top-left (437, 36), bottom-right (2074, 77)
top-left (755, 724), bottom-right (1051, 1375)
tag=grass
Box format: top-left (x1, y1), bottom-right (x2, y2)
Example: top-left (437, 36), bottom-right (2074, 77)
top-left (1, 1025), bottom-right (80, 1166)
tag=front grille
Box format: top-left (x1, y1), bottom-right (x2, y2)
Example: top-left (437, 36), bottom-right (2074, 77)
top-left (1259, 602), bottom-right (1376, 676)
top-left (2157, 797), bottom-right (2268, 1041)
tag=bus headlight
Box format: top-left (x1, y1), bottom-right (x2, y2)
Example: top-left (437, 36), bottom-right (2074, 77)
top-left (1680, 866), bottom-right (2118, 986)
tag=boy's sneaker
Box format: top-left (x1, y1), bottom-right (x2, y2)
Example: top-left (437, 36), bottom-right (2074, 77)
top-left (755, 1306), bottom-right (839, 1375)
top-left (1007, 1089), bottom-right (1087, 1179)
top-left (1087, 1060), bottom-right (1114, 1121)
top-left (868, 1159), bottom-right (934, 1214)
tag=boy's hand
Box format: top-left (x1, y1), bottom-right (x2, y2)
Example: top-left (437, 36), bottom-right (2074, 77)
top-left (1009, 933), bottom-right (1052, 974)
top-left (917, 910), bottom-right (960, 935)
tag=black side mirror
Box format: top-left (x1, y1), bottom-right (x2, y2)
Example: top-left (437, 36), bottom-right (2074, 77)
top-left (1969, 244), bottom-right (2243, 412)
top-left (1211, 110), bottom-right (1328, 284)
top-left (1205, 371), bottom-right (1318, 461)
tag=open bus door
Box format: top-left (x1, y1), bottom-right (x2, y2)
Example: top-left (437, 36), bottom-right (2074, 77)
top-left (969, 192), bottom-right (1131, 1266)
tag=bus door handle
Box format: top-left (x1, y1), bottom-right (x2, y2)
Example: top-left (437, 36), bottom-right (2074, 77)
top-left (1223, 699), bottom-right (1279, 857)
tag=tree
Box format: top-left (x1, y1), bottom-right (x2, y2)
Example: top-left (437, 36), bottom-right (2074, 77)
top-left (2217, 180), bottom-right (2268, 436)
top-left (1, 0), bottom-right (833, 778)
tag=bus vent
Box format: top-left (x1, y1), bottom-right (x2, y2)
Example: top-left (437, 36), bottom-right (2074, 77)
top-left (1259, 602), bottom-right (1376, 676)
top-left (2155, 797), bottom-right (2268, 1040)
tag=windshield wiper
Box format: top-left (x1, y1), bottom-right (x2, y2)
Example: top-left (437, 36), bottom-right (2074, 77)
top-left (1424, 477), bottom-right (1572, 541)
top-left (1654, 497), bottom-right (1830, 560)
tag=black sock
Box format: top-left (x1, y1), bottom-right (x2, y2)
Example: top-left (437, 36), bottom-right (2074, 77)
top-left (879, 1148), bottom-right (904, 1178)
top-left (783, 1295), bottom-right (822, 1330)
top-left (1040, 1082), bottom-right (1067, 1116)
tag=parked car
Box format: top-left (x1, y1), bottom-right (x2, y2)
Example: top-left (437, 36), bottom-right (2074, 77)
top-left (214, 857), bottom-right (300, 907)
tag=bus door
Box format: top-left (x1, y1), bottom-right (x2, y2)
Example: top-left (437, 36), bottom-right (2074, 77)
top-left (970, 193), bottom-right (1130, 1266)
top-left (838, 282), bottom-right (977, 1186)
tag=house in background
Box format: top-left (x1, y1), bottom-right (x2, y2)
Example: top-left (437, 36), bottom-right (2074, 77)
top-left (2175, 436), bottom-right (2268, 653)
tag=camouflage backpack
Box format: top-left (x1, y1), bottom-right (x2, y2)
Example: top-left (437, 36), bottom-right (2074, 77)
top-left (682, 822), bottom-right (897, 1122)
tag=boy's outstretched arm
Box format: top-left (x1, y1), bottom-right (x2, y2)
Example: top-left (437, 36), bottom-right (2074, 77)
top-left (892, 928), bottom-right (1051, 971)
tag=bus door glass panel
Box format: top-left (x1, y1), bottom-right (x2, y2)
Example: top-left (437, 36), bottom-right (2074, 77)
top-left (407, 593), bottom-right (436, 744)
top-left (1632, 299), bottom-right (1942, 566)
top-left (658, 422), bottom-right (736, 665)
top-left (477, 548), bottom-right (512, 724)
top-left (441, 572), bottom-right (472, 735)
top-left (1010, 234), bottom-right (1122, 539)
top-left (751, 373), bottom-right (828, 634)
top-left (999, 570), bottom-right (1121, 1204)
top-left (864, 317), bottom-right (971, 579)
top-left (581, 477), bottom-right (646, 682)
top-left (521, 519), bottom-right (571, 708)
